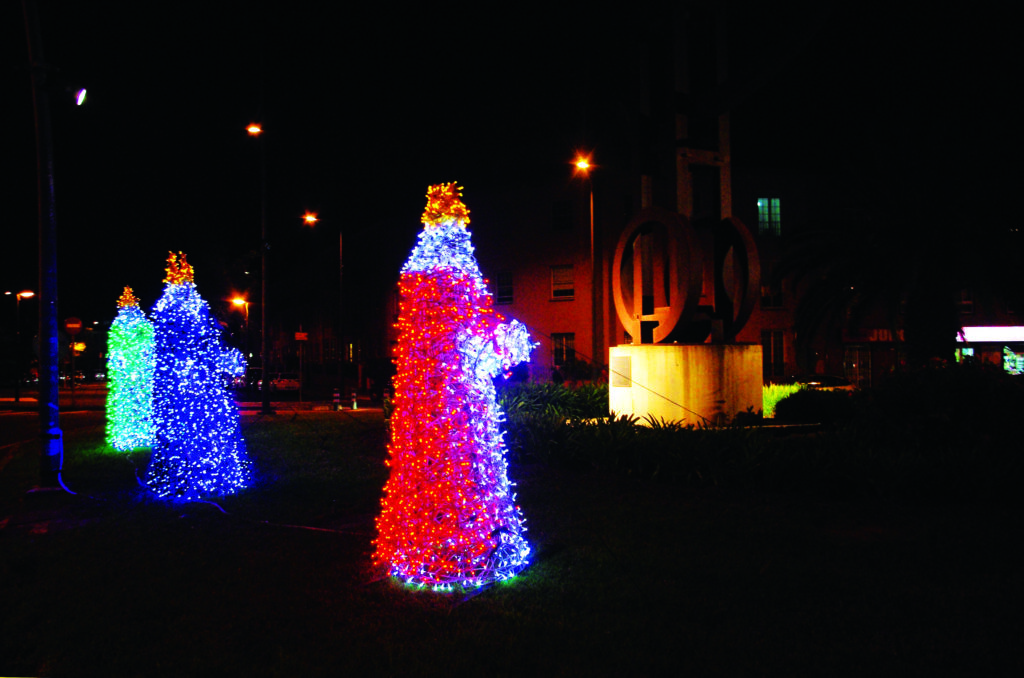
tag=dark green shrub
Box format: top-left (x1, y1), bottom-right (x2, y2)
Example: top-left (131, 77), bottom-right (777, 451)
top-left (832, 364), bottom-right (1024, 503)
top-left (498, 366), bottom-right (1024, 505)
top-left (773, 388), bottom-right (854, 425)
top-left (762, 382), bottom-right (805, 418)
top-left (497, 381), bottom-right (609, 420)
top-left (846, 364), bottom-right (1024, 453)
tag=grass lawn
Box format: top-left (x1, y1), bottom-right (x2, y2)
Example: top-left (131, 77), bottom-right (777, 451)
top-left (2, 410), bottom-right (1021, 676)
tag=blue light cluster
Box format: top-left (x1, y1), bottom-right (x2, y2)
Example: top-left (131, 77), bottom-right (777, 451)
top-left (146, 261), bottom-right (251, 501)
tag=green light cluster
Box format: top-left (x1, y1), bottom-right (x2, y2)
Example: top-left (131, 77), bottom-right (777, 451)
top-left (106, 295), bottom-right (155, 450)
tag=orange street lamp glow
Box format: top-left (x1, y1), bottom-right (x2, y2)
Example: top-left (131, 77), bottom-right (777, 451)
top-left (231, 297), bottom-right (247, 307)
top-left (303, 212), bottom-right (318, 225)
top-left (573, 153), bottom-right (593, 175)
top-left (246, 123), bottom-right (263, 136)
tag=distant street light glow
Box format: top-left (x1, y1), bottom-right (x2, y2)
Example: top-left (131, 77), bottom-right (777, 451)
top-left (573, 153), bottom-right (593, 175)
top-left (303, 212), bottom-right (318, 225)
top-left (7, 290), bottom-right (36, 299)
top-left (246, 123), bottom-right (263, 136)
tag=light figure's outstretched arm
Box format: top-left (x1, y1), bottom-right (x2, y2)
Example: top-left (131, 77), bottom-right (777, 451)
top-left (220, 346), bottom-right (246, 378)
top-left (458, 319), bottom-right (534, 384)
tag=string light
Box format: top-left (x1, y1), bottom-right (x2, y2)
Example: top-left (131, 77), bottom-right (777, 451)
top-left (374, 184), bottom-right (534, 589)
top-left (146, 252), bottom-right (252, 500)
top-left (106, 286), bottom-right (155, 450)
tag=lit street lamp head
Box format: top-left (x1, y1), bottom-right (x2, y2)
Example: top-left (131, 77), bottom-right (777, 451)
top-left (572, 152), bottom-right (594, 177)
top-left (246, 123), bottom-right (263, 137)
top-left (303, 212), bottom-right (318, 225)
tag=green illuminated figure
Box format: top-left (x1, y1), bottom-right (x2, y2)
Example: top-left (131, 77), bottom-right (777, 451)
top-left (106, 287), bottom-right (155, 450)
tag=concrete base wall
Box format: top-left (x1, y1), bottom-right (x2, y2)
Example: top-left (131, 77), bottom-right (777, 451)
top-left (608, 344), bottom-right (763, 425)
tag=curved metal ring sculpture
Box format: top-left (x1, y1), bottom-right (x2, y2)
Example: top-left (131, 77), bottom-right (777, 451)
top-left (612, 208), bottom-right (759, 344)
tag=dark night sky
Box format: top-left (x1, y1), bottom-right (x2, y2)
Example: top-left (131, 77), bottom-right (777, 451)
top-left (2, 3), bottom-right (1014, 335)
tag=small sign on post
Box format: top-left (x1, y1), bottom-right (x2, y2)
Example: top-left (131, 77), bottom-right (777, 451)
top-left (64, 317), bottom-right (83, 405)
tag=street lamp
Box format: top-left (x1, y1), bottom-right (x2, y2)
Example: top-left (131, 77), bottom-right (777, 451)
top-left (231, 297), bottom-right (251, 387)
top-left (247, 122), bottom-right (272, 414)
top-left (302, 211), bottom-right (345, 393)
top-left (7, 290), bottom-right (36, 403)
top-left (231, 296), bottom-right (250, 325)
top-left (572, 151), bottom-right (602, 378)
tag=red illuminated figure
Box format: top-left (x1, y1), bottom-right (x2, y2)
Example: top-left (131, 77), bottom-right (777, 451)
top-left (374, 183), bottom-right (533, 590)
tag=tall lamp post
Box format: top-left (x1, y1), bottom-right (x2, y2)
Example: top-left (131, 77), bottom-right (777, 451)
top-left (22, 0), bottom-right (64, 485)
top-left (231, 296), bottom-right (250, 326)
top-left (6, 290), bottom-right (36, 403)
top-left (573, 152), bottom-right (603, 377)
top-left (303, 211), bottom-right (345, 393)
top-left (231, 295), bottom-right (250, 355)
top-left (247, 123), bottom-right (272, 414)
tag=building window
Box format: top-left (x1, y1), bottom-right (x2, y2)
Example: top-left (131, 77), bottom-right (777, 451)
top-left (955, 346), bottom-right (975, 364)
top-left (495, 271), bottom-right (513, 304)
top-left (761, 330), bottom-right (785, 381)
top-left (552, 333), bottom-right (575, 367)
top-left (551, 265), bottom-right (574, 300)
top-left (757, 198), bottom-right (781, 236)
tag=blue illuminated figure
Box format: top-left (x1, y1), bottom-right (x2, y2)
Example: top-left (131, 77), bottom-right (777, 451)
top-left (146, 252), bottom-right (251, 500)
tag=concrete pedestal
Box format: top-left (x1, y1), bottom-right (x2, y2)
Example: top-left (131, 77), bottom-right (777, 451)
top-left (608, 343), bottom-right (763, 426)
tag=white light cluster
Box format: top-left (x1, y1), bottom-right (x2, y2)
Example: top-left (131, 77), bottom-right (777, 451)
top-left (146, 280), bottom-right (251, 500)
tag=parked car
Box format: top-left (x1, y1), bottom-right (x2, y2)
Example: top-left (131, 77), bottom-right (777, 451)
top-left (784, 374), bottom-right (856, 392)
top-left (257, 373), bottom-right (300, 392)
top-left (273, 373), bottom-right (300, 391)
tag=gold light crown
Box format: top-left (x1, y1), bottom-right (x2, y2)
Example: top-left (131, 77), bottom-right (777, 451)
top-left (117, 286), bottom-right (140, 308)
top-left (164, 252), bottom-right (195, 285)
top-left (421, 183), bottom-right (470, 227)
